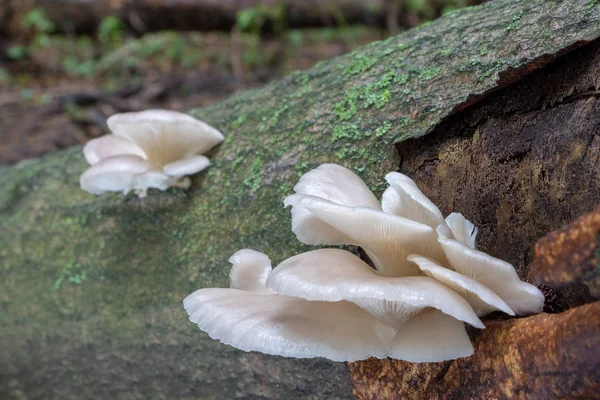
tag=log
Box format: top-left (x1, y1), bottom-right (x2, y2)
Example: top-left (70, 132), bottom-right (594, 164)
top-left (5, 0), bottom-right (486, 35)
top-left (1, 0), bottom-right (599, 398)
top-left (530, 206), bottom-right (600, 299)
top-left (349, 302), bottom-right (600, 400)
top-left (7, 0), bottom-right (387, 35)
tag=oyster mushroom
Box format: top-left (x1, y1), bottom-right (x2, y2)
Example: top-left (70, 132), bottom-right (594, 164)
top-left (80, 109), bottom-right (223, 197)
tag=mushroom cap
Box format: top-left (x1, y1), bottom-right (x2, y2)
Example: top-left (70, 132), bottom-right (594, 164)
top-left (107, 110), bottom-right (224, 167)
top-left (408, 254), bottom-right (514, 316)
top-left (228, 249), bottom-right (273, 293)
top-left (444, 212), bottom-right (478, 248)
top-left (267, 248), bottom-right (484, 330)
top-left (284, 164), bottom-right (449, 277)
top-left (183, 249), bottom-right (395, 362)
top-left (390, 309), bottom-right (474, 362)
top-left (292, 163), bottom-right (381, 209)
top-left (437, 224), bottom-right (544, 315)
top-left (79, 155), bottom-right (151, 195)
top-left (83, 134), bottom-right (147, 165)
top-left (163, 155), bottom-right (211, 178)
top-left (381, 172), bottom-right (444, 228)
top-left (284, 193), bottom-right (438, 276)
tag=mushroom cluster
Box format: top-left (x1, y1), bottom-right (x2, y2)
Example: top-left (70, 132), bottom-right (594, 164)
top-left (184, 164), bottom-right (544, 362)
top-left (80, 110), bottom-right (224, 197)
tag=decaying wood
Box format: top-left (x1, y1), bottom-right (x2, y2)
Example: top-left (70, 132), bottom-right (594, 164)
top-left (349, 302), bottom-right (600, 400)
top-left (1, 1), bottom-right (599, 399)
top-left (530, 206), bottom-right (600, 299)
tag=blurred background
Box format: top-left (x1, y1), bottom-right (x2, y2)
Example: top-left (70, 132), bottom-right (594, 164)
top-left (0, 0), bottom-right (486, 166)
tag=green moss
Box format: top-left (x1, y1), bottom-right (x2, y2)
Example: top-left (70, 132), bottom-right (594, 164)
top-left (333, 89), bottom-right (360, 121)
top-left (507, 10), bottom-right (525, 31)
top-left (242, 157), bottom-right (265, 192)
top-left (375, 120), bottom-right (393, 137)
top-left (343, 54), bottom-right (378, 76)
top-left (232, 113), bottom-right (247, 129)
top-left (332, 122), bottom-right (361, 142)
top-left (418, 66), bottom-right (441, 81)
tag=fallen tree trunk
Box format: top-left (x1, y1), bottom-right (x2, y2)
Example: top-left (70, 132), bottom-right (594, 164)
top-left (7, 0), bottom-right (387, 35)
top-left (1, 1), bottom-right (599, 399)
top-left (4, 0), bottom-right (485, 35)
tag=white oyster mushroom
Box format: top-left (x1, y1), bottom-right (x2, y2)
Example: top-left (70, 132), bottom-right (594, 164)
top-left (284, 164), bottom-right (543, 317)
top-left (184, 249), bottom-right (396, 362)
top-left (185, 163), bottom-right (544, 363)
top-left (80, 109), bottom-right (224, 197)
top-left (185, 248), bottom-right (484, 362)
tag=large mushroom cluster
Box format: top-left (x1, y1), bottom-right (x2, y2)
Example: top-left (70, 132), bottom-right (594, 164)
top-left (184, 164), bottom-right (544, 362)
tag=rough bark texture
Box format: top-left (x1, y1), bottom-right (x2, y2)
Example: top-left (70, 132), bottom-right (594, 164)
top-left (349, 302), bottom-right (600, 400)
top-left (530, 206), bottom-right (600, 299)
top-left (1, 1), bottom-right (600, 399)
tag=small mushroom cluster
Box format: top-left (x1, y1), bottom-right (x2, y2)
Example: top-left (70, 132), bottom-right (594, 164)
top-left (184, 164), bottom-right (544, 362)
top-left (80, 110), bottom-right (223, 197)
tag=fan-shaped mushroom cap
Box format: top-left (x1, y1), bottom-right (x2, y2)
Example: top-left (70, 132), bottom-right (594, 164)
top-left (284, 194), bottom-right (439, 277)
top-left (437, 224), bottom-right (544, 315)
top-left (381, 172), bottom-right (444, 228)
top-left (267, 248), bottom-right (484, 330)
top-left (163, 155), bottom-right (211, 178)
top-left (107, 110), bottom-right (224, 167)
top-left (183, 249), bottom-right (395, 362)
top-left (408, 254), bottom-right (514, 316)
top-left (390, 309), bottom-right (474, 362)
top-left (79, 155), bottom-right (150, 195)
top-left (83, 134), bottom-right (147, 165)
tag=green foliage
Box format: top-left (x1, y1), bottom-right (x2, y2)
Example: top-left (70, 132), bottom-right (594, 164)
top-left (22, 8), bottom-right (55, 34)
top-left (98, 16), bottom-right (124, 45)
top-left (7, 45), bottom-right (29, 61)
top-left (236, 3), bottom-right (287, 34)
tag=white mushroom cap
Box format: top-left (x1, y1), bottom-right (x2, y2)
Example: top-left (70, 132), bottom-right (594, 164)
top-left (381, 172), bottom-right (444, 228)
top-left (284, 194), bottom-right (436, 276)
top-left (163, 155), bottom-right (210, 178)
top-left (267, 249), bottom-right (484, 330)
top-left (228, 249), bottom-right (272, 293)
top-left (79, 155), bottom-right (151, 195)
top-left (408, 254), bottom-right (514, 316)
top-left (284, 164), bottom-right (448, 276)
top-left (390, 309), bottom-right (474, 362)
top-left (292, 163), bottom-right (381, 209)
top-left (83, 134), bottom-right (147, 165)
top-left (183, 249), bottom-right (395, 362)
top-left (107, 110), bottom-right (224, 167)
top-left (437, 224), bottom-right (544, 315)
top-left (444, 212), bottom-right (478, 248)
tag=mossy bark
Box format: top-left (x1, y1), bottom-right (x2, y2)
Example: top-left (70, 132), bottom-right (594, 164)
top-left (1, 1), bottom-right (600, 399)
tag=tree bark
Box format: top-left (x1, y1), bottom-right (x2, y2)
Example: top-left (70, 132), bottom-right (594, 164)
top-left (1, 1), bottom-right (599, 399)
